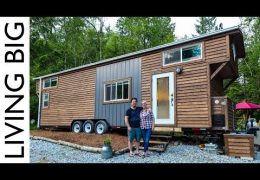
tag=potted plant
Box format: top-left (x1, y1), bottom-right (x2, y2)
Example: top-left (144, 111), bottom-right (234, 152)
top-left (101, 136), bottom-right (113, 159)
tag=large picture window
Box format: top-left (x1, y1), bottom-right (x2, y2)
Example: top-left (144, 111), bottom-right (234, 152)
top-left (163, 43), bottom-right (202, 65)
top-left (43, 77), bottom-right (58, 89)
top-left (104, 79), bottom-right (130, 102)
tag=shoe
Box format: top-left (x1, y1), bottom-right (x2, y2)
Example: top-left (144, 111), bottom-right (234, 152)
top-left (139, 152), bottom-right (145, 158)
top-left (134, 150), bottom-right (139, 155)
top-left (129, 152), bottom-right (135, 157)
top-left (146, 151), bottom-right (152, 156)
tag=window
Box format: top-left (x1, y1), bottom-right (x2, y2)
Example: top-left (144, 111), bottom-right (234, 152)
top-left (42, 93), bottom-right (49, 108)
top-left (164, 48), bottom-right (181, 64)
top-left (163, 43), bottom-right (202, 65)
top-left (182, 44), bottom-right (201, 61)
top-left (104, 79), bottom-right (130, 102)
top-left (43, 77), bottom-right (58, 89)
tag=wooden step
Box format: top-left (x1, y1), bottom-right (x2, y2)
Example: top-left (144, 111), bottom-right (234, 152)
top-left (140, 140), bottom-right (168, 145)
top-left (151, 135), bottom-right (172, 139)
top-left (153, 127), bottom-right (174, 133)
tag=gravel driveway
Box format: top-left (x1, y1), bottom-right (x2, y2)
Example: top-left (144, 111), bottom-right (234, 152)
top-left (30, 139), bottom-right (260, 163)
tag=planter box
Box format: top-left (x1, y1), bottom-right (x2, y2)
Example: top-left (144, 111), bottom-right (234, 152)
top-left (224, 134), bottom-right (254, 159)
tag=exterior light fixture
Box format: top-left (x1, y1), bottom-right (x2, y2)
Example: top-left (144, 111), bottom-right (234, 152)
top-left (176, 67), bottom-right (183, 74)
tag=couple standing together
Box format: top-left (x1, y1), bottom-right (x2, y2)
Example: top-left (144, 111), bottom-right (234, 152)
top-left (125, 97), bottom-right (155, 158)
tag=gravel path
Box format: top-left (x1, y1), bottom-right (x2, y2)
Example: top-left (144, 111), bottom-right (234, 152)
top-left (30, 139), bottom-right (260, 163)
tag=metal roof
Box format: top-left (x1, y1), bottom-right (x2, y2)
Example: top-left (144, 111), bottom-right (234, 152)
top-left (34, 26), bottom-right (241, 80)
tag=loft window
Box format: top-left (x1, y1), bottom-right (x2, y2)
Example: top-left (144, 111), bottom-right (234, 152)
top-left (182, 44), bottom-right (202, 61)
top-left (104, 79), bottom-right (130, 102)
top-left (164, 48), bottom-right (181, 64)
top-left (163, 43), bottom-right (202, 65)
top-left (43, 77), bottom-right (58, 89)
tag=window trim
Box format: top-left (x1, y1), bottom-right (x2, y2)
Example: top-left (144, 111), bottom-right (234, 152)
top-left (103, 78), bottom-right (131, 104)
top-left (43, 77), bottom-right (58, 89)
top-left (42, 93), bottom-right (49, 108)
top-left (163, 43), bottom-right (203, 66)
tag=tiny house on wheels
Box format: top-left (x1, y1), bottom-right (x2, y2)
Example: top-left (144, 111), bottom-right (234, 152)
top-left (34, 26), bottom-right (245, 135)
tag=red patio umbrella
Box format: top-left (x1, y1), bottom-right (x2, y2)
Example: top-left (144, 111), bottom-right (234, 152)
top-left (236, 101), bottom-right (260, 127)
top-left (236, 101), bottom-right (260, 110)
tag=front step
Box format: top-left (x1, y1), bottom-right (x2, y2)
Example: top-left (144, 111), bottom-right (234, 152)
top-left (140, 140), bottom-right (169, 145)
top-left (153, 127), bottom-right (174, 133)
top-left (140, 133), bottom-right (172, 152)
top-left (151, 135), bottom-right (172, 139)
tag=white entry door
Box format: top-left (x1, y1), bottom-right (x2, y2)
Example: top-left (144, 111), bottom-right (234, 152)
top-left (152, 72), bottom-right (174, 125)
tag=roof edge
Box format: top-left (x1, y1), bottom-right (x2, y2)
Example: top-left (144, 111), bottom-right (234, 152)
top-left (33, 25), bottom-right (241, 80)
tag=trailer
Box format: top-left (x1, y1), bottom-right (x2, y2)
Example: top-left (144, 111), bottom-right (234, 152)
top-left (34, 26), bottom-right (245, 135)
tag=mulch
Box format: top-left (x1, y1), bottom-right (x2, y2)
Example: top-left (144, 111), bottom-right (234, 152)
top-left (30, 129), bottom-right (129, 151)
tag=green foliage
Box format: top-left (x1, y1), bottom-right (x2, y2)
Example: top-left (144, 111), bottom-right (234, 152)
top-left (195, 17), bottom-right (221, 35)
top-left (116, 17), bottom-right (176, 52)
top-left (226, 17), bottom-right (260, 122)
top-left (103, 136), bottom-right (111, 146)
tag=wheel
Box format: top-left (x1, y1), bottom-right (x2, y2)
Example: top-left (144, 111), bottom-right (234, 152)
top-left (83, 120), bottom-right (94, 134)
top-left (94, 120), bottom-right (108, 135)
top-left (71, 121), bottom-right (82, 133)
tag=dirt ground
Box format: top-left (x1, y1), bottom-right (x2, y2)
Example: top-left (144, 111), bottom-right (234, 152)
top-left (30, 129), bottom-right (129, 151)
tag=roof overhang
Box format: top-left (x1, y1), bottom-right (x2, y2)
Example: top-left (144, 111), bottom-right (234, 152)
top-left (34, 26), bottom-right (244, 80)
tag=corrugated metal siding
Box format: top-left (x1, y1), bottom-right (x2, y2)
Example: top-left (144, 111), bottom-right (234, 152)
top-left (95, 58), bottom-right (141, 127)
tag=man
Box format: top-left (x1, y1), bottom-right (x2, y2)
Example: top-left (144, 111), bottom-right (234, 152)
top-left (125, 97), bottom-right (143, 157)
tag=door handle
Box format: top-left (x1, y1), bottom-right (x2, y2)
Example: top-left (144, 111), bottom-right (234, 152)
top-left (171, 93), bottom-right (174, 106)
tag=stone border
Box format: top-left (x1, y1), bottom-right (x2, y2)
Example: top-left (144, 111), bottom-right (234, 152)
top-left (30, 135), bottom-right (102, 153)
top-left (114, 147), bottom-right (129, 155)
top-left (30, 135), bottom-right (130, 155)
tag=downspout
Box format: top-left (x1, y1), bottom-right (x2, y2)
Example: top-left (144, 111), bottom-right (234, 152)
top-left (37, 78), bottom-right (42, 128)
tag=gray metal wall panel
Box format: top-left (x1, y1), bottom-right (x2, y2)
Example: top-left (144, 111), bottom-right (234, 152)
top-left (95, 58), bottom-right (141, 127)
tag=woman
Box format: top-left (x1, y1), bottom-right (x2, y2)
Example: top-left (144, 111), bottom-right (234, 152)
top-left (140, 100), bottom-right (154, 157)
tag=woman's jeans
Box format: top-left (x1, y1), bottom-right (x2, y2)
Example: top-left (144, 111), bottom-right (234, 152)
top-left (141, 128), bottom-right (152, 152)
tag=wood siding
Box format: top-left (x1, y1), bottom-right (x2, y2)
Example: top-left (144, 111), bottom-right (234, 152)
top-left (224, 134), bottom-right (254, 158)
top-left (205, 36), bottom-right (228, 63)
top-left (40, 68), bottom-right (96, 126)
top-left (141, 51), bottom-right (211, 128)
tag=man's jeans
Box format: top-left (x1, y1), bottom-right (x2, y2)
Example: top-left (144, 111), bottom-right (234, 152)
top-left (141, 128), bottom-right (152, 152)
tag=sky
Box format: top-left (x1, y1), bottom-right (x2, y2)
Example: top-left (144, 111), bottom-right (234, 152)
top-left (104, 17), bottom-right (241, 38)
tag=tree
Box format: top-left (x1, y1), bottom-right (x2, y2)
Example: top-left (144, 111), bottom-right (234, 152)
top-left (226, 17), bottom-right (260, 127)
top-left (116, 17), bottom-right (176, 53)
top-left (195, 17), bottom-right (221, 35)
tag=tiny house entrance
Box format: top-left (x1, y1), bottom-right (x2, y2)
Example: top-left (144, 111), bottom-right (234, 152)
top-left (152, 72), bottom-right (174, 125)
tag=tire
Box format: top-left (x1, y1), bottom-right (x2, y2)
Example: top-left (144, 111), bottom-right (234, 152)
top-left (83, 120), bottom-right (94, 134)
top-left (71, 121), bottom-right (82, 133)
top-left (94, 120), bottom-right (108, 135)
